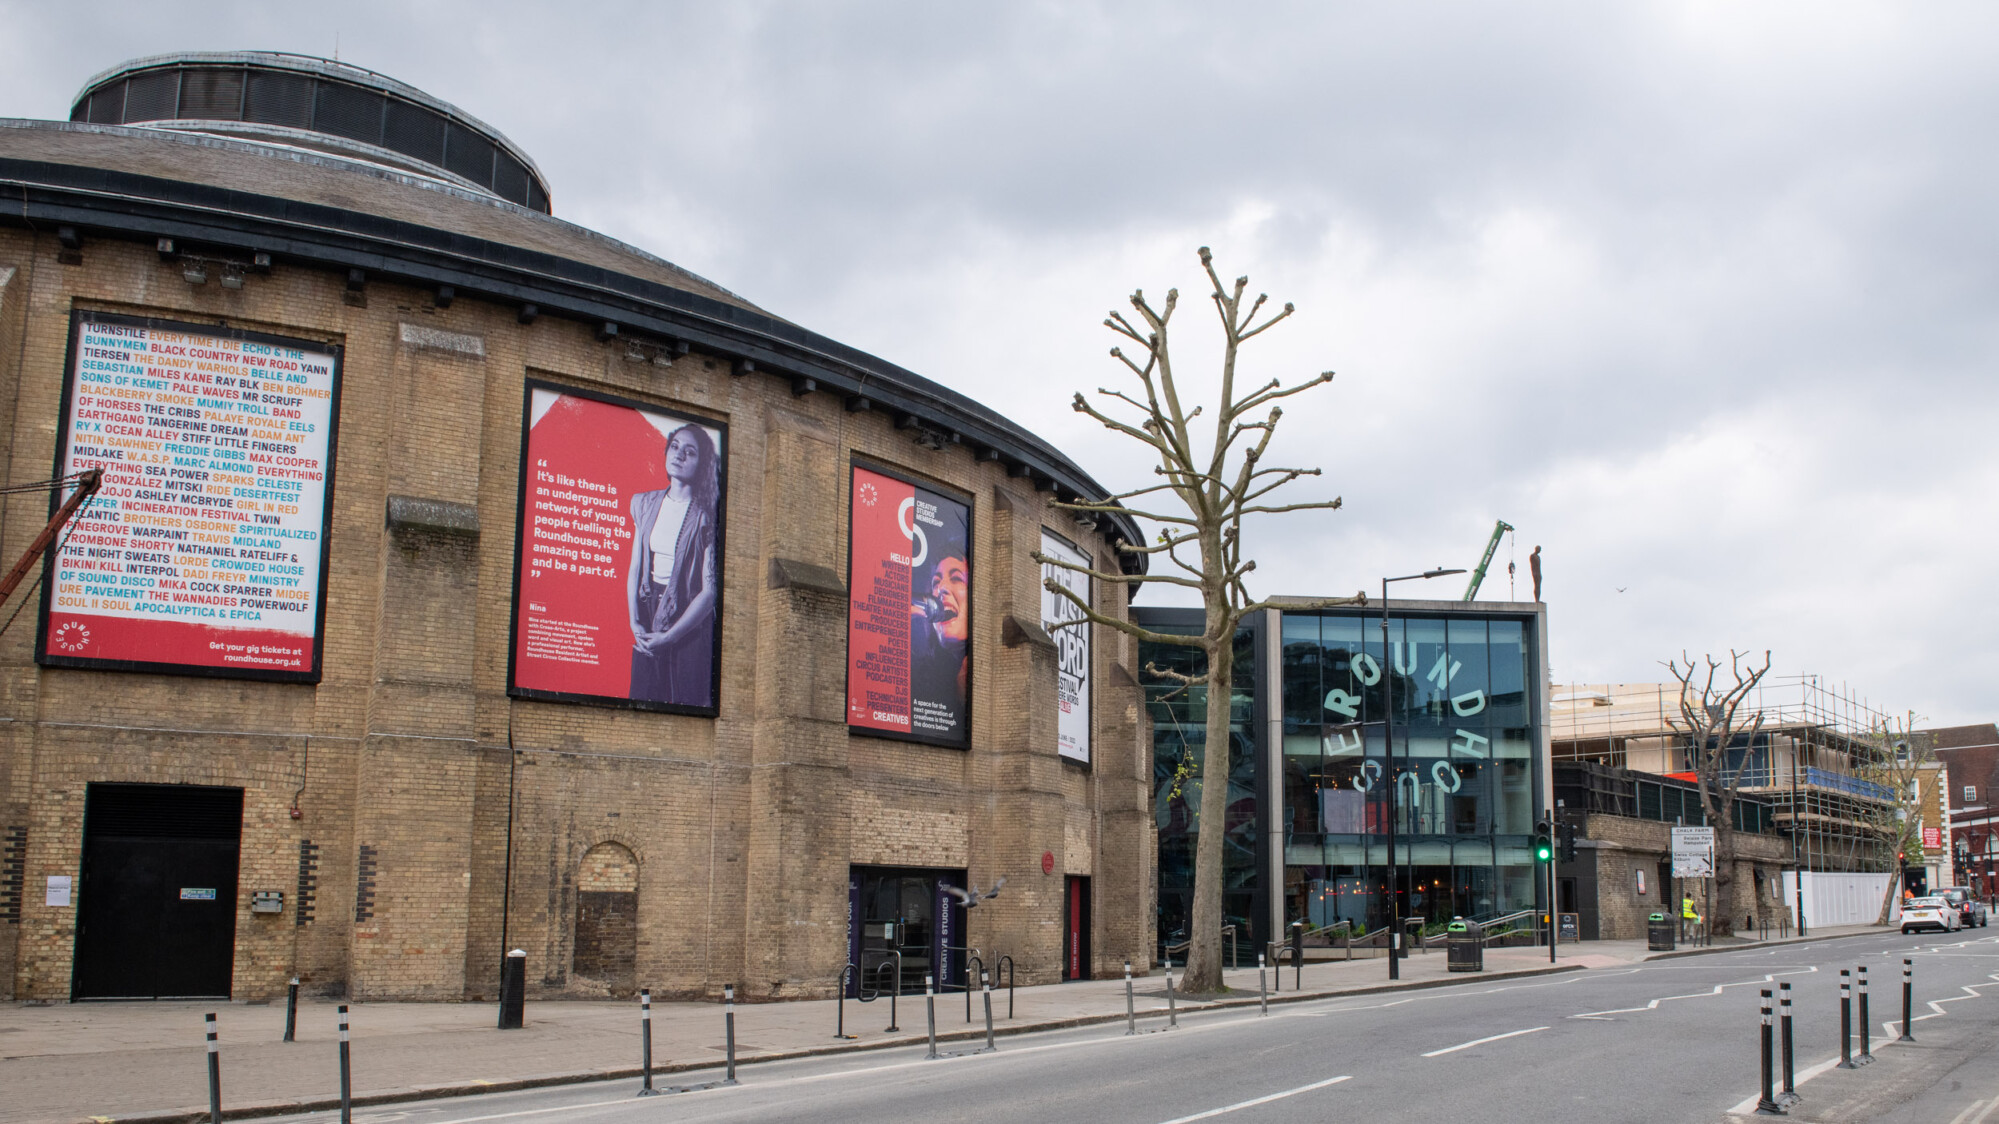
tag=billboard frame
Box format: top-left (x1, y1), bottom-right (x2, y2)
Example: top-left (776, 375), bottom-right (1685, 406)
top-left (504, 376), bottom-right (729, 717)
top-left (35, 309), bottom-right (344, 684)
top-left (843, 457), bottom-right (974, 750)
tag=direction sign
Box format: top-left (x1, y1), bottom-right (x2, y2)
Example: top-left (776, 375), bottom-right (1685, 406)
top-left (1671, 825), bottom-right (1715, 878)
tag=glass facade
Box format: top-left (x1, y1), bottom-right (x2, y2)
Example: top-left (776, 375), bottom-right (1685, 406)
top-left (1141, 603), bottom-right (1545, 957)
top-left (1280, 610), bottom-right (1541, 935)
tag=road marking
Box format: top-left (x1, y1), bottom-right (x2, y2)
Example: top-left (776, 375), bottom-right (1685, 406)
top-left (1946, 1097), bottom-right (1998, 1124)
top-left (1574, 969), bottom-right (1814, 1021)
top-left (1421, 1026), bottom-right (1548, 1057)
top-left (1152, 1075), bottom-right (1352, 1123)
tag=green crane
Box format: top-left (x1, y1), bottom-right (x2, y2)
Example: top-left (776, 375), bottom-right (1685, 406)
top-left (1462, 520), bottom-right (1514, 601)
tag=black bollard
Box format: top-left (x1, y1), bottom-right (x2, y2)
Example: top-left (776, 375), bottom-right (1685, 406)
top-left (1779, 982), bottom-right (1798, 1106)
top-left (284, 977), bottom-right (299, 1043)
top-left (835, 965), bottom-right (851, 1041)
top-left (723, 984), bottom-right (739, 1086)
top-left (205, 1013), bottom-right (222, 1124)
top-left (637, 989), bottom-right (658, 1096)
top-left (980, 971), bottom-right (996, 1053)
top-left (1258, 951), bottom-right (1268, 1016)
top-left (1900, 959), bottom-right (1916, 1042)
top-left (1292, 922), bottom-right (1304, 991)
top-left (337, 1005), bottom-right (352, 1124)
top-left (925, 975), bottom-right (939, 1060)
top-left (1755, 988), bottom-right (1783, 1116)
top-left (885, 971), bottom-right (899, 1033)
top-left (497, 948), bottom-right (526, 1030)
top-left (1857, 966), bottom-right (1873, 1064)
top-left (1837, 970), bottom-right (1854, 1069)
top-left (1124, 960), bottom-right (1136, 1036)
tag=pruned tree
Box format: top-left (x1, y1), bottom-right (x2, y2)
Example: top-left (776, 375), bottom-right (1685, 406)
top-left (1033, 247), bottom-right (1360, 994)
top-left (1664, 649), bottom-right (1773, 936)
top-left (1859, 714), bottom-right (1938, 925)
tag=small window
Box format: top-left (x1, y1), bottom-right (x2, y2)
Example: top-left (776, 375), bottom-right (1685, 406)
top-left (1966, 785), bottom-right (1978, 804)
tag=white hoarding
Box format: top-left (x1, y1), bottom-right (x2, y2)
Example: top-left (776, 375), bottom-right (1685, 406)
top-left (1040, 530), bottom-right (1091, 765)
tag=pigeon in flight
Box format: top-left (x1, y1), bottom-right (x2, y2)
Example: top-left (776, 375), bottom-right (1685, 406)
top-left (943, 878), bottom-right (1007, 908)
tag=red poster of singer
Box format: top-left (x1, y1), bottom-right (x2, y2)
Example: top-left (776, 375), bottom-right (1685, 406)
top-left (38, 312), bottom-right (341, 682)
top-left (508, 381), bottom-right (726, 714)
top-left (846, 464), bottom-right (970, 747)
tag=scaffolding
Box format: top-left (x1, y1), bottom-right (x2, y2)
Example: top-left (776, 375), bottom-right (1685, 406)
top-left (1550, 675), bottom-right (1900, 873)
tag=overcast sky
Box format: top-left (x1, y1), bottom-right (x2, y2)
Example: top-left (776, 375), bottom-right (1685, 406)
top-left (7, 3), bottom-right (1995, 726)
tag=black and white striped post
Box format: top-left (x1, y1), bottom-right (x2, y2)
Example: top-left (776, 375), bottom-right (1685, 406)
top-left (1755, 988), bottom-right (1784, 1116)
top-left (637, 989), bottom-right (658, 1096)
top-left (1165, 967), bottom-right (1178, 1029)
top-left (1779, 981), bottom-right (1798, 1106)
top-left (283, 977), bottom-right (299, 1043)
top-left (1899, 959), bottom-right (1916, 1042)
top-left (1123, 960), bottom-right (1136, 1036)
top-left (1857, 966), bottom-right (1874, 1064)
top-left (723, 984), bottom-right (739, 1086)
top-left (979, 970), bottom-right (996, 1053)
top-left (337, 1005), bottom-right (352, 1124)
top-left (925, 975), bottom-right (939, 1060)
top-left (204, 1013), bottom-right (222, 1124)
top-left (1258, 952), bottom-right (1268, 1016)
top-left (1837, 970), bottom-right (1854, 1069)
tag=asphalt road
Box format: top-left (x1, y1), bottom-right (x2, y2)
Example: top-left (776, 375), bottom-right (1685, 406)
top-left (264, 930), bottom-right (1999, 1124)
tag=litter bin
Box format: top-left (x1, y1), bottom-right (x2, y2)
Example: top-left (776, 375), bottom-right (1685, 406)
top-left (1446, 917), bottom-right (1482, 972)
top-left (1647, 912), bottom-right (1675, 952)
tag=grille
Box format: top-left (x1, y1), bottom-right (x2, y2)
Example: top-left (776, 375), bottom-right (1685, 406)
top-left (244, 71), bottom-right (313, 129)
top-left (122, 71), bottom-right (180, 123)
top-left (178, 68), bottom-right (242, 118)
top-left (83, 783), bottom-right (243, 841)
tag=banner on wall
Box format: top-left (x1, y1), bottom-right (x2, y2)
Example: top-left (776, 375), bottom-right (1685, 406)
top-left (508, 381), bottom-right (726, 714)
top-left (1040, 530), bottom-right (1091, 765)
top-left (38, 312), bottom-right (341, 681)
top-left (846, 464), bottom-right (970, 747)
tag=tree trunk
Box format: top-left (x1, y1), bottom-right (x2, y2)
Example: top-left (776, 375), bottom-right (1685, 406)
top-left (1182, 627), bottom-right (1234, 994)
top-left (1713, 825), bottom-right (1737, 936)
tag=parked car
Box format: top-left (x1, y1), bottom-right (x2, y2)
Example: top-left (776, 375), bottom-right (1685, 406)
top-left (1937, 886), bottom-right (1988, 928)
top-left (1902, 896), bottom-right (1961, 934)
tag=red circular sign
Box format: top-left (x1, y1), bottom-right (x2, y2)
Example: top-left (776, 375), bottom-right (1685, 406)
top-left (1041, 851), bottom-right (1055, 875)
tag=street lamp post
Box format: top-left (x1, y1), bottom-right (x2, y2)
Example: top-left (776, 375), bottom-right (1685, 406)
top-left (1381, 567), bottom-right (1464, 982)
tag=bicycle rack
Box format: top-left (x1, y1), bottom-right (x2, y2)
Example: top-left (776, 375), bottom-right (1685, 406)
top-left (995, 955), bottom-right (1015, 1019)
top-left (964, 954), bottom-right (984, 1023)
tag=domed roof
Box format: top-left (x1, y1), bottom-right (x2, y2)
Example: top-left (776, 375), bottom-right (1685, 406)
top-left (71, 51), bottom-right (550, 212)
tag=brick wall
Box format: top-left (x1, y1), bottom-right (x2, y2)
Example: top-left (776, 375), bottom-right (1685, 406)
top-left (0, 225), bottom-right (1155, 1001)
top-left (1577, 812), bottom-right (1793, 940)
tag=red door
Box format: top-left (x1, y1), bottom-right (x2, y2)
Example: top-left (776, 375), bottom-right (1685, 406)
top-left (1064, 875), bottom-right (1091, 980)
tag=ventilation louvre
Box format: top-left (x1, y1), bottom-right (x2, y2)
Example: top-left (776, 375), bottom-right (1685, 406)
top-left (83, 783), bottom-right (243, 841)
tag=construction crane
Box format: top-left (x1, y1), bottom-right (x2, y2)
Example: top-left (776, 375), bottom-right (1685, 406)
top-left (0, 469), bottom-right (102, 612)
top-left (1462, 519), bottom-right (1513, 601)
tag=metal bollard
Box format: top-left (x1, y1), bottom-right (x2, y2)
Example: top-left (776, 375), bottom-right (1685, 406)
top-left (723, 984), bottom-right (738, 1086)
top-left (1166, 969), bottom-right (1178, 1029)
top-left (1857, 966), bottom-right (1873, 1064)
top-left (337, 1005), bottom-right (352, 1124)
top-left (1124, 960), bottom-right (1136, 1036)
top-left (1900, 959), bottom-right (1916, 1042)
top-left (205, 1013), bottom-right (222, 1124)
top-left (1755, 988), bottom-right (1783, 1116)
top-left (284, 977), bottom-right (299, 1043)
top-left (885, 971), bottom-right (899, 1034)
top-left (637, 989), bottom-right (658, 1096)
top-left (835, 964), bottom-right (855, 1040)
top-left (498, 948), bottom-right (526, 1030)
top-left (1837, 970), bottom-right (1854, 1069)
top-left (1292, 922), bottom-right (1304, 991)
top-left (1258, 952), bottom-right (1268, 1016)
top-left (1779, 982), bottom-right (1798, 1106)
top-left (980, 971), bottom-right (996, 1053)
top-left (925, 975), bottom-right (939, 1060)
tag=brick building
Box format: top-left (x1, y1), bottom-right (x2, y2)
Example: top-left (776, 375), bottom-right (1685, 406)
top-left (0, 52), bottom-right (1154, 1002)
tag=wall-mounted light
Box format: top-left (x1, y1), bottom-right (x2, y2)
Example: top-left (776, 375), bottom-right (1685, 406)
top-left (220, 266), bottom-right (244, 290)
top-left (182, 262), bottom-right (208, 285)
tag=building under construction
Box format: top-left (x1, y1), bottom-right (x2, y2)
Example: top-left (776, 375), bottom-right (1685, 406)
top-left (1550, 676), bottom-right (1909, 876)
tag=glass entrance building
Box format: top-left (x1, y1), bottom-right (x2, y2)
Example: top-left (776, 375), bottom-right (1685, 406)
top-left (1136, 598), bottom-right (1551, 959)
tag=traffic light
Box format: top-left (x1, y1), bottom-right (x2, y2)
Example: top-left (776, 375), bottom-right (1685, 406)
top-left (1532, 816), bottom-right (1554, 863)
top-left (1560, 820), bottom-right (1579, 863)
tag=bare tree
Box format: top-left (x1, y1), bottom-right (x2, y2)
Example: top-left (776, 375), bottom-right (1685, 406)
top-left (1664, 649), bottom-right (1773, 937)
top-left (1034, 247), bottom-right (1359, 994)
top-left (1859, 714), bottom-right (1938, 925)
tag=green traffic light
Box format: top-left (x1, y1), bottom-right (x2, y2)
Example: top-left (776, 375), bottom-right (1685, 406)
top-left (1533, 834), bottom-right (1553, 862)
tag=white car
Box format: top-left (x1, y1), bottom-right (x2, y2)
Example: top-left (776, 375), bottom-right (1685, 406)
top-left (1902, 896), bottom-right (1961, 934)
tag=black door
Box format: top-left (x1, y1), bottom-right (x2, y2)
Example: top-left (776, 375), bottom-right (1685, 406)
top-left (74, 784), bottom-right (243, 999)
top-left (1064, 875), bottom-right (1091, 980)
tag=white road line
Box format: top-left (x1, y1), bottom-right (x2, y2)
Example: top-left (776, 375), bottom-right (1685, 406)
top-left (1573, 969), bottom-right (1814, 1020)
top-left (1421, 1026), bottom-right (1549, 1057)
top-left (1946, 1098), bottom-right (1994, 1124)
top-left (1152, 1075), bottom-right (1352, 1123)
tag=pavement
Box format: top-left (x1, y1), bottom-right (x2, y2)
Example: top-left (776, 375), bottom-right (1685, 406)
top-left (0, 923), bottom-right (1890, 1124)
